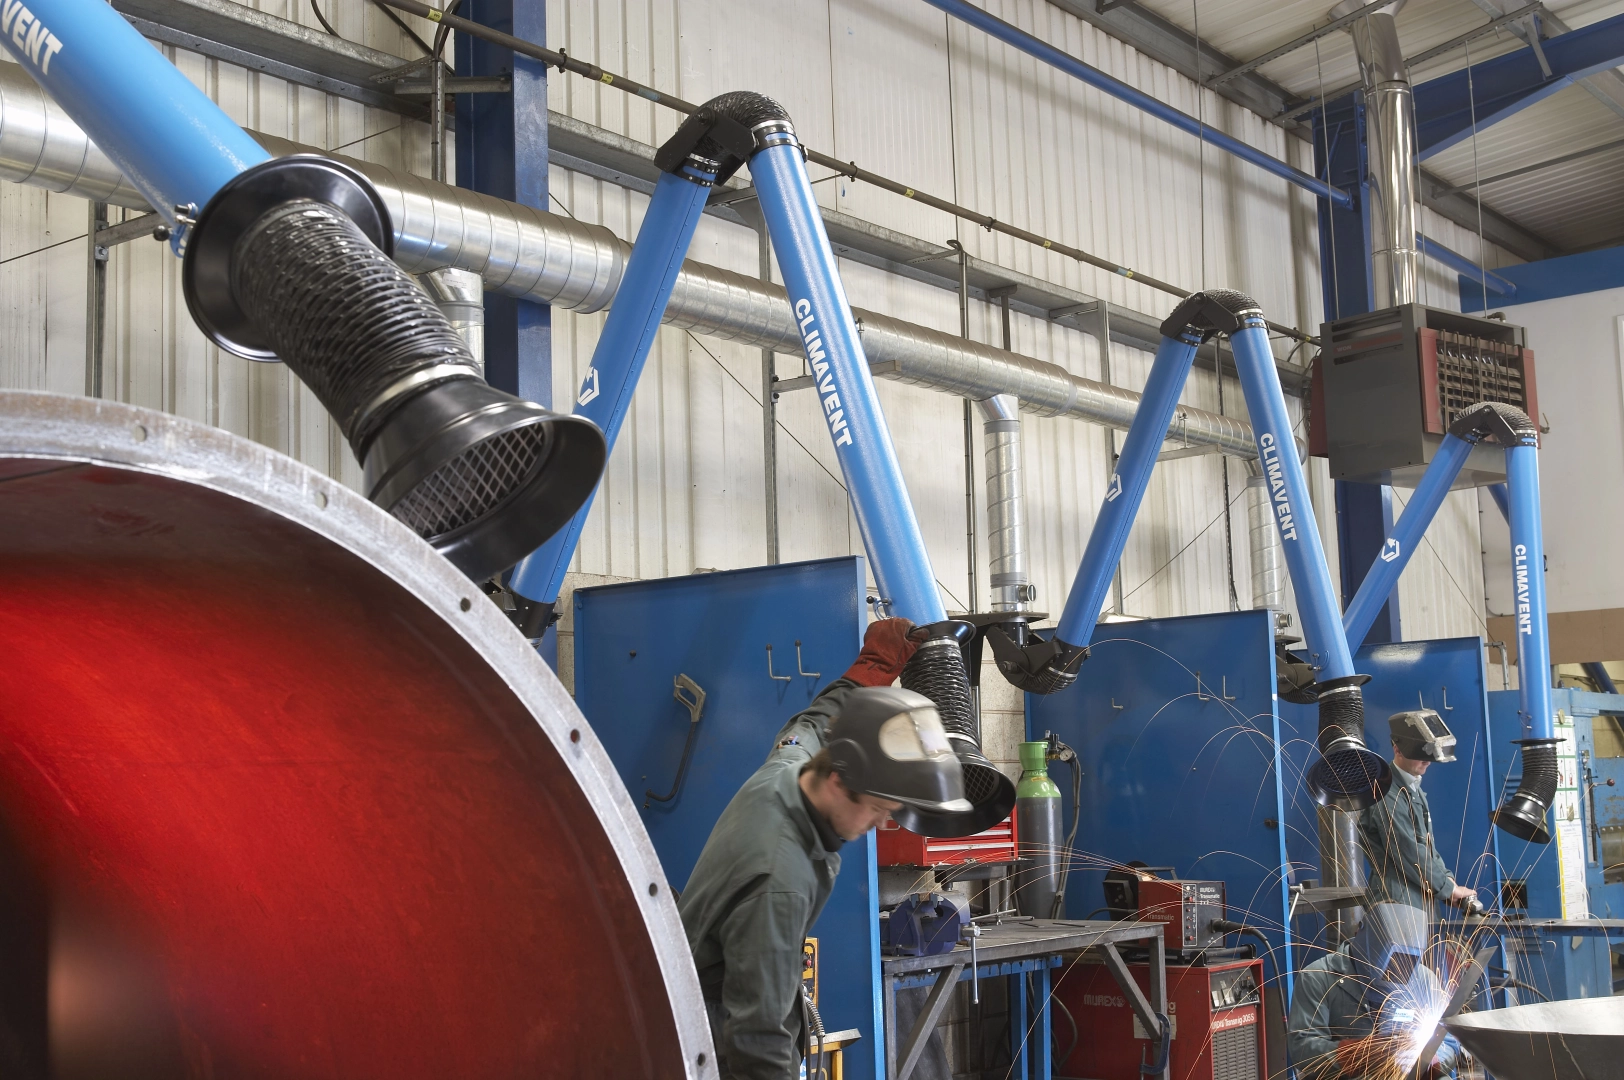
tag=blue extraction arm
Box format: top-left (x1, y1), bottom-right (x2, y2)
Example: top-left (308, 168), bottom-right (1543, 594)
top-left (507, 106), bottom-right (752, 632)
top-left (14, 0), bottom-right (605, 583)
top-left (992, 291), bottom-right (1390, 811)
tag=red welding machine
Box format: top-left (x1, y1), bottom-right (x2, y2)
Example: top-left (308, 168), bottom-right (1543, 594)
top-left (1055, 957), bottom-right (1266, 1080)
top-left (1134, 878), bottom-right (1227, 954)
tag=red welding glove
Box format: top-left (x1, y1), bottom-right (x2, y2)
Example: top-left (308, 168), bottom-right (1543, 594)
top-left (841, 618), bottom-right (919, 687)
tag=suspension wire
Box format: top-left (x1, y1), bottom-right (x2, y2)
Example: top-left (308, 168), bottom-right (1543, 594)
top-left (1314, 36), bottom-right (1340, 321)
top-left (1464, 35), bottom-right (1490, 312)
top-left (1194, 0), bottom-right (1206, 291)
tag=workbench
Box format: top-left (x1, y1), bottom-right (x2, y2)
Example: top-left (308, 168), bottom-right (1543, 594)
top-left (880, 918), bottom-right (1169, 1080)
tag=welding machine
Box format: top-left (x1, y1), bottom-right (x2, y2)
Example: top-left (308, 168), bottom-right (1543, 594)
top-left (1055, 956), bottom-right (1266, 1080)
top-left (1106, 870), bottom-right (1228, 956)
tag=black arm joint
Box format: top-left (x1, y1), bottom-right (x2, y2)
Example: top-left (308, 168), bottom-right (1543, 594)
top-left (1158, 289), bottom-right (1263, 342)
top-left (654, 107), bottom-right (755, 186)
top-left (509, 596), bottom-right (560, 639)
top-left (1447, 401), bottom-right (1538, 447)
top-left (987, 626), bottom-right (1089, 695)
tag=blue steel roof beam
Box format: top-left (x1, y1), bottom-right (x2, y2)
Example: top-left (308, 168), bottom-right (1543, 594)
top-left (1414, 11), bottom-right (1624, 160)
top-left (1466, 0), bottom-right (1624, 125)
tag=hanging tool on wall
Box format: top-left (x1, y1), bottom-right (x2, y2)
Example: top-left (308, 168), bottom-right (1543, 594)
top-left (645, 674), bottom-right (706, 809)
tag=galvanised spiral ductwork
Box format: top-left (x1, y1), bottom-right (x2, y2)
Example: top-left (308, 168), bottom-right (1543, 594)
top-left (0, 63), bottom-right (1263, 459)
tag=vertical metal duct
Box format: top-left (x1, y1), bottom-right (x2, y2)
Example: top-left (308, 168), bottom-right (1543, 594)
top-left (979, 394), bottom-right (1032, 613)
top-left (1246, 468), bottom-right (1286, 613)
top-left (420, 267), bottom-right (486, 377)
top-left (1338, 0), bottom-right (1420, 308)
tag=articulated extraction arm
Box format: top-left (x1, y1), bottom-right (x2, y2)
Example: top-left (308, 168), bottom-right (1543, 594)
top-left (14, 0), bottom-right (604, 582)
top-left (990, 291), bottom-right (1391, 812)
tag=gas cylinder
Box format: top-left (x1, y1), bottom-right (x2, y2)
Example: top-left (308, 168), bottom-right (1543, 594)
top-left (1014, 740), bottom-right (1062, 918)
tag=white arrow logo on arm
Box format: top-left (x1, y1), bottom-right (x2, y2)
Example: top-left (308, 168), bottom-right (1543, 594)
top-left (1105, 473), bottom-right (1123, 502)
top-left (1380, 538), bottom-right (1401, 562)
top-left (577, 368), bottom-right (600, 407)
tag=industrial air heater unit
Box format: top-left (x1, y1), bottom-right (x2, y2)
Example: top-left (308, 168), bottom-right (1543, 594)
top-left (0, 392), bottom-right (709, 1079)
top-left (1312, 303), bottom-right (1537, 485)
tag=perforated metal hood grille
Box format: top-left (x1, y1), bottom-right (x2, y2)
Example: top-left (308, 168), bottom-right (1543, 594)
top-left (389, 422), bottom-right (550, 539)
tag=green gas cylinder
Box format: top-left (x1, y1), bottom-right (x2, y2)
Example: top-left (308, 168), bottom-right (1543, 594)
top-left (1014, 740), bottom-right (1062, 918)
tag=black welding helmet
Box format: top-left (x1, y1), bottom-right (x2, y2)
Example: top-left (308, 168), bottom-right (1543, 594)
top-left (1390, 709), bottom-right (1457, 763)
top-left (824, 687), bottom-right (973, 835)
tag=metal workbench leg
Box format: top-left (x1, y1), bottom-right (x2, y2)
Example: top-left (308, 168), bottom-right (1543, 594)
top-left (1101, 943), bottom-right (1169, 1080)
top-left (1148, 935), bottom-right (1169, 1080)
top-left (1010, 972), bottom-right (1028, 1080)
top-left (893, 962), bottom-right (965, 1080)
top-left (1035, 964), bottom-right (1052, 1080)
top-left (883, 972), bottom-right (898, 1080)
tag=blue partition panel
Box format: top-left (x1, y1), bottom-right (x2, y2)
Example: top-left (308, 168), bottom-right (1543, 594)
top-left (573, 557), bottom-right (883, 1080)
top-left (1354, 638), bottom-right (1500, 901)
top-left (1027, 610), bottom-right (1298, 987)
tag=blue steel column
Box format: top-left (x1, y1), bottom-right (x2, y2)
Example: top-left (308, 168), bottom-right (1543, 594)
top-left (750, 133), bottom-right (946, 624)
top-left (508, 167), bottom-right (714, 612)
top-left (456, 0), bottom-right (550, 405)
top-left (1053, 332), bottom-right (1201, 647)
top-left (1230, 322), bottom-right (1355, 681)
top-left (15, 0), bottom-right (269, 236)
top-left (1342, 432), bottom-right (1475, 650)
top-left (1314, 98), bottom-right (1403, 645)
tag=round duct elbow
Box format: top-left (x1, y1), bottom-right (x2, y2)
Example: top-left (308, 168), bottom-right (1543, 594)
top-left (894, 622), bottom-right (1017, 837)
top-left (1491, 738), bottom-right (1561, 844)
top-left (181, 155), bottom-right (605, 582)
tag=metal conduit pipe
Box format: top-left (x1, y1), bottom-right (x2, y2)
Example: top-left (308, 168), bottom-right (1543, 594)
top-left (0, 64), bottom-right (1261, 458)
top-left (419, 267), bottom-right (486, 376)
top-left (1336, 0), bottom-right (1420, 308)
top-left (978, 394), bottom-right (1031, 613)
top-left (1246, 469), bottom-right (1287, 613)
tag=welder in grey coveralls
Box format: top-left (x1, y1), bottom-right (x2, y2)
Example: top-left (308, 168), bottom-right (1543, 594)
top-left (1359, 710), bottom-right (1479, 917)
top-left (677, 618), bottom-right (971, 1080)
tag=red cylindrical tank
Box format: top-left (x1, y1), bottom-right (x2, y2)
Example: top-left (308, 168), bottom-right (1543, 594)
top-left (0, 392), bottom-right (709, 1079)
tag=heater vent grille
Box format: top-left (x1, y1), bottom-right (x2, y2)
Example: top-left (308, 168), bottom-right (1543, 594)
top-left (1434, 330), bottom-right (1529, 428)
top-left (390, 422), bottom-right (550, 540)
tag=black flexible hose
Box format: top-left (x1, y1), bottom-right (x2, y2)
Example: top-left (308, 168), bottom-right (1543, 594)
top-left (232, 199), bottom-right (479, 456)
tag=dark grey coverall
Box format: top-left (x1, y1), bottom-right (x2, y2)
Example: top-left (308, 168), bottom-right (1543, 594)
top-left (1358, 766), bottom-right (1456, 916)
top-left (1287, 948), bottom-right (1460, 1080)
top-left (678, 678), bottom-right (859, 1080)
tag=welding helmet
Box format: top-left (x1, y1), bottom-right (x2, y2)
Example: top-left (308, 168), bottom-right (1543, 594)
top-left (1389, 709), bottom-right (1457, 763)
top-left (1352, 902), bottom-right (1429, 1001)
top-left (824, 687), bottom-right (973, 835)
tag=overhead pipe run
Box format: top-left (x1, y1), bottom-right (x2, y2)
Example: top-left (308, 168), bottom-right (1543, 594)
top-left (921, 0), bottom-right (1354, 209)
top-left (0, 63), bottom-right (1264, 461)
